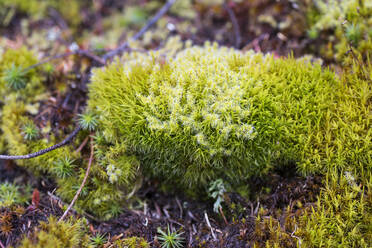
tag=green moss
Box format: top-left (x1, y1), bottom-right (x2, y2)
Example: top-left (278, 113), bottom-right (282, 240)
top-left (113, 237), bottom-right (149, 248)
top-left (18, 216), bottom-right (92, 248)
top-left (0, 182), bottom-right (31, 207)
top-left (0, 47), bottom-right (43, 96)
top-left (0, 47), bottom-right (140, 219)
top-left (87, 43), bottom-right (369, 194)
top-left (0, 48), bottom-right (45, 153)
top-left (0, 43), bottom-right (370, 224)
top-left (0, 96), bottom-right (140, 219)
top-left (297, 170), bottom-right (371, 247)
top-left (307, 0), bottom-right (372, 62)
top-left (0, 0), bottom-right (83, 28)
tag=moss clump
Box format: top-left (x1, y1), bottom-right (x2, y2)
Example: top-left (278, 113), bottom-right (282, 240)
top-left (0, 47), bottom-right (43, 96)
top-left (87, 43), bottom-right (369, 193)
top-left (0, 182), bottom-right (31, 207)
top-left (0, 0), bottom-right (83, 28)
top-left (113, 237), bottom-right (149, 248)
top-left (18, 216), bottom-right (91, 248)
top-left (297, 170), bottom-right (371, 247)
top-left (306, 0), bottom-right (372, 62)
top-left (0, 48), bottom-right (45, 153)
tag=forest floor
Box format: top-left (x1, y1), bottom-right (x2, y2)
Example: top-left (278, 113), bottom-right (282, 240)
top-left (0, 0), bottom-right (364, 247)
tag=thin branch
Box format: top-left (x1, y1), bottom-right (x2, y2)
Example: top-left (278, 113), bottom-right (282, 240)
top-left (224, 3), bottom-right (242, 48)
top-left (102, 0), bottom-right (177, 62)
top-left (25, 49), bottom-right (105, 72)
top-left (58, 136), bottom-right (94, 222)
top-left (218, 206), bottom-right (228, 225)
top-left (76, 50), bottom-right (105, 65)
top-left (25, 51), bottom-right (75, 71)
top-left (0, 126), bottom-right (81, 160)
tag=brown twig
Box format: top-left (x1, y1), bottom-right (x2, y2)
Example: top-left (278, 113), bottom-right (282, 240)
top-left (77, 50), bottom-right (105, 65)
top-left (0, 126), bottom-right (81, 160)
top-left (25, 49), bottom-right (105, 72)
top-left (58, 136), bottom-right (94, 222)
top-left (75, 135), bottom-right (89, 154)
top-left (102, 0), bottom-right (177, 62)
top-left (25, 51), bottom-right (75, 71)
top-left (224, 3), bottom-right (242, 48)
top-left (218, 206), bottom-right (229, 225)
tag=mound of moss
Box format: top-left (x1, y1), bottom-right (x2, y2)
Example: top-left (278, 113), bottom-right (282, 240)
top-left (17, 217), bottom-right (91, 248)
top-left (87, 43), bottom-right (370, 193)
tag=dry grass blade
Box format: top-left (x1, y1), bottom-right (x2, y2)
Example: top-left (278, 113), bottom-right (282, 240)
top-left (58, 136), bottom-right (94, 222)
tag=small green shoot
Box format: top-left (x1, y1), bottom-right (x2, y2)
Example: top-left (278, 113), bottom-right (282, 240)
top-left (21, 122), bottom-right (39, 140)
top-left (53, 157), bottom-right (76, 179)
top-left (345, 23), bottom-right (362, 45)
top-left (0, 182), bottom-right (30, 207)
top-left (157, 225), bottom-right (184, 248)
top-left (90, 232), bottom-right (107, 247)
top-left (2, 64), bottom-right (28, 90)
top-left (78, 112), bottom-right (98, 131)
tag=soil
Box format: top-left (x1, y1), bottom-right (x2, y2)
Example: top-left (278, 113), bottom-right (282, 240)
top-left (0, 159), bottom-right (322, 247)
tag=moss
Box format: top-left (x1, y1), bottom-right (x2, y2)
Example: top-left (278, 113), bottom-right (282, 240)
top-left (113, 237), bottom-right (149, 248)
top-left (0, 47), bottom-right (43, 96)
top-left (297, 170), bottom-right (371, 247)
top-left (0, 47), bottom-right (140, 219)
top-left (18, 216), bottom-right (92, 248)
top-left (0, 43), bottom-right (369, 223)
top-left (0, 182), bottom-right (31, 207)
top-left (253, 213), bottom-right (299, 247)
top-left (0, 0), bottom-right (83, 28)
top-left (0, 48), bottom-right (45, 153)
top-left (307, 0), bottom-right (372, 62)
top-left (87, 43), bottom-right (369, 194)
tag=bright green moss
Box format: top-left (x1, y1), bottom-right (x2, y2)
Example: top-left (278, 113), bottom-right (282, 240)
top-left (0, 47), bottom-right (43, 96)
top-left (18, 216), bottom-right (92, 248)
top-left (297, 170), bottom-right (371, 247)
top-left (0, 182), bottom-right (31, 207)
top-left (87, 43), bottom-right (369, 193)
top-left (0, 48), bottom-right (45, 153)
